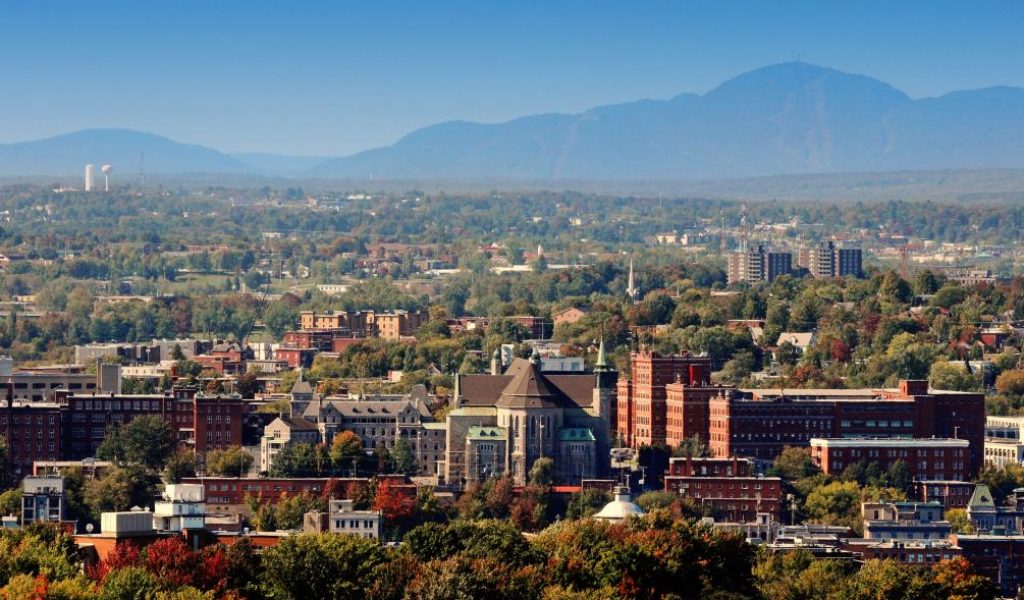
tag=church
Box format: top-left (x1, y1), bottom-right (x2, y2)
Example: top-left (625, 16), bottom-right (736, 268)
top-left (439, 346), bottom-right (616, 487)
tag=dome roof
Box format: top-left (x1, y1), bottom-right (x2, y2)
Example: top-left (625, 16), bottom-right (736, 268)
top-left (593, 486), bottom-right (646, 521)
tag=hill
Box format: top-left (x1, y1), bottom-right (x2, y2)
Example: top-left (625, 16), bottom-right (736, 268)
top-left (0, 129), bottom-right (253, 176)
top-left (308, 62), bottom-right (1024, 180)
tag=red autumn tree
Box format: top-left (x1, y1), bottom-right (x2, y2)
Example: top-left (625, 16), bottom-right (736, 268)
top-left (373, 478), bottom-right (416, 522)
top-left (144, 536), bottom-right (199, 589)
top-left (91, 541), bottom-right (142, 582)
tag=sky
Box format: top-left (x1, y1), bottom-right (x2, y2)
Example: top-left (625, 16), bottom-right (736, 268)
top-left (0, 1), bottom-right (1021, 156)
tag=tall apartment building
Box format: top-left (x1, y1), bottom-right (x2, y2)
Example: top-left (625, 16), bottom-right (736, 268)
top-left (727, 245), bottom-right (792, 285)
top-left (727, 247), bottom-right (766, 285)
top-left (836, 247), bottom-right (863, 277)
top-left (616, 351), bottom-right (713, 448)
top-left (798, 242), bottom-right (862, 278)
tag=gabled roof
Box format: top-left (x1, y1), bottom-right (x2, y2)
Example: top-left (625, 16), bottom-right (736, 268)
top-left (496, 360), bottom-right (559, 409)
top-left (272, 415), bottom-right (319, 432)
top-left (458, 357), bottom-right (595, 410)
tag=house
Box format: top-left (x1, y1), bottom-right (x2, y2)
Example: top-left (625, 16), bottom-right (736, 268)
top-left (553, 307), bottom-right (589, 326)
top-left (966, 484), bottom-right (1024, 534)
top-left (259, 416), bottom-right (321, 474)
top-left (774, 332), bottom-right (816, 355)
top-left (304, 499), bottom-right (382, 539)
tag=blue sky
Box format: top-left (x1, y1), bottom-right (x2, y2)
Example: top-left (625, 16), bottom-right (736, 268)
top-left (1, 1), bottom-right (1021, 156)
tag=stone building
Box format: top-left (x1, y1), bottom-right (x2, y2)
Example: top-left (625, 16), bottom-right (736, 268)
top-left (440, 346), bottom-right (615, 487)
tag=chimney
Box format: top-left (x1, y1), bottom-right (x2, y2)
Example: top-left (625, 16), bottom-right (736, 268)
top-left (899, 380), bottom-right (928, 397)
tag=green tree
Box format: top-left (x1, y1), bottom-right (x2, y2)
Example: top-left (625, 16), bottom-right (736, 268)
top-left (769, 446), bottom-right (819, 480)
top-left (99, 567), bottom-right (159, 600)
top-left (97, 415), bottom-right (177, 470)
top-left (929, 361), bottom-right (981, 392)
top-left (270, 443), bottom-right (319, 477)
top-left (565, 488), bottom-right (611, 520)
top-left (391, 439), bottom-right (418, 476)
top-left (84, 466), bottom-right (161, 520)
top-left (205, 447), bottom-right (254, 477)
top-left (260, 533), bottom-right (387, 600)
top-left (163, 451), bottom-right (196, 484)
top-left (528, 457), bottom-right (555, 487)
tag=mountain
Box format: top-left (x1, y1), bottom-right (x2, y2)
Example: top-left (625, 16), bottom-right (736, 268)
top-left (308, 62), bottom-right (1024, 180)
top-left (229, 153), bottom-right (331, 176)
top-left (0, 129), bottom-right (254, 177)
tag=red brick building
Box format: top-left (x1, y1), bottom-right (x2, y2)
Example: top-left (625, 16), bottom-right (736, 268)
top-left (810, 438), bottom-right (970, 481)
top-left (616, 351), bottom-right (713, 447)
top-left (663, 456), bottom-right (783, 523)
top-left (2, 384), bottom-right (62, 478)
top-left (273, 347), bottom-right (317, 369)
top-left (953, 534), bottom-right (1024, 597)
top-left (193, 394), bottom-right (246, 457)
top-left (806, 436), bottom-right (966, 479)
top-left (707, 381), bottom-right (985, 475)
top-left (915, 480), bottom-right (976, 509)
top-left (665, 383), bottom-right (719, 447)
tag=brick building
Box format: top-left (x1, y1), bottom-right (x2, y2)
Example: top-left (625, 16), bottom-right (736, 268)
top-left (616, 351), bottom-right (713, 448)
top-left (2, 391), bottom-right (62, 479)
top-left (810, 438), bottom-right (970, 481)
top-left (299, 310), bottom-right (426, 340)
top-left (663, 456), bottom-right (783, 523)
top-left (914, 480), bottom-right (976, 509)
top-left (708, 381), bottom-right (984, 474)
top-left (953, 534), bottom-right (1024, 597)
top-left (665, 383), bottom-right (719, 447)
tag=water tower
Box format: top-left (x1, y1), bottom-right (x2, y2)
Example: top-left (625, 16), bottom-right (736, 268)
top-left (101, 164), bottom-right (112, 192)
top-left (84, 164), bottom-right (94, 192)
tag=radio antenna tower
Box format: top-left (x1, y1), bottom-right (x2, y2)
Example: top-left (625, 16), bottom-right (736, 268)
top-left (740, 201), bottom-right (749, 251)
top-left (138, 152), bottom-right (146, 186)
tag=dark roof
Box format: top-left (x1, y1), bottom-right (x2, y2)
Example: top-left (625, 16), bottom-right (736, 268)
top-left (461, 358), bottom-right (594, 410)
top-left (496, 361), bottom-right (559, 409)
top-left (275, 415), bottom-right (319, 431)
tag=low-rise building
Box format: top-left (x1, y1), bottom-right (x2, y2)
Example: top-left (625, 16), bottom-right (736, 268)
top-left (153, 484), bottom-right (205, 533)
top-left (21, 476), bottom-right (65, 526)
top-left (861, 501), bottom-right (951, 541)
top-left (664, 456), bottom-right (783, 523)
top-left (914, 480), bottom-right (976, 510)
top-left (327, 499), bottom-right (381, 538)
top-left (966, 484), bottom-right (1024, 534)
top-left (810, 438), bottom-right (970, 481)
top-left (952, 534), bottom-right (1024, 597)
top-left (260, 416), bottom-right (321, 474)
top-left (984, 415), bottom-right (1024, 468)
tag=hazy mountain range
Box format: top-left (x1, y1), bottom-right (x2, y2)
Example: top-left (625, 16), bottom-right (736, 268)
top-left (2, 62), bottom-right (1022, 181)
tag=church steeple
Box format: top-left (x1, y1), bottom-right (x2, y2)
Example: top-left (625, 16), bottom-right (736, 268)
top-left (595, 338), bottom-right (609, 370)
top-left (626, 259), bottom-right (639, 302)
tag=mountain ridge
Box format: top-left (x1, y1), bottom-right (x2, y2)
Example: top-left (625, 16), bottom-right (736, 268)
top-left (309, 62), bottom-right (1024, 180)
top-left (2, 62), bottom-right (1023, 180)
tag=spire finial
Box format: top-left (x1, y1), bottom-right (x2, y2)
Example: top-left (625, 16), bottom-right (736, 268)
top-left (595, 337), bottom-right (608, 369)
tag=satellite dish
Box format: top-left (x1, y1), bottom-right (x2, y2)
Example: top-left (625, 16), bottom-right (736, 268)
top-left (85, 523), bottom-right (94, 533)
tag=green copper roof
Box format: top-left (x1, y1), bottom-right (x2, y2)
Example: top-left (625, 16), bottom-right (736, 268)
top-left (467, 426), bottom-right (507, 440)
top-left (558, 428), bottom-right (595, 442)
